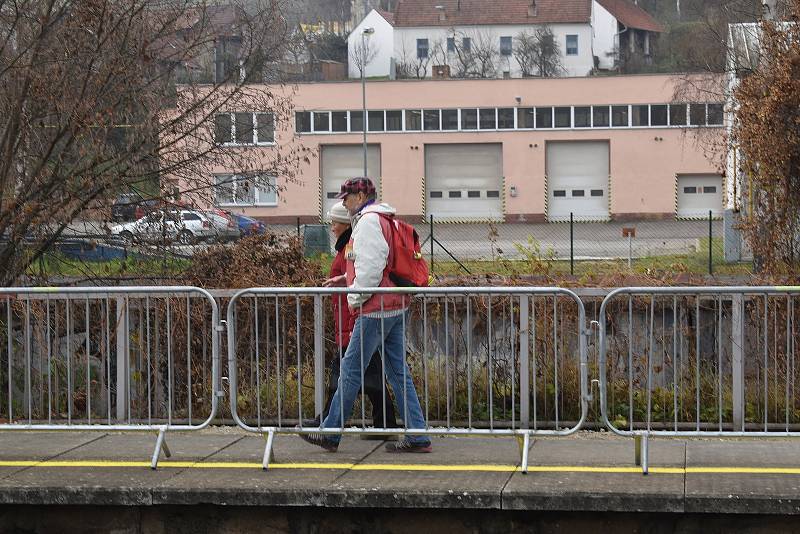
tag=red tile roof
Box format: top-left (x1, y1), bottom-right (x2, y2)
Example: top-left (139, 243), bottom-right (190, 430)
top-left (392, 0), bottom-right (592, 27)
top-left (595, 0), bottom-right (664, 32)
top-left (376, 9), bottom-right (395, 26)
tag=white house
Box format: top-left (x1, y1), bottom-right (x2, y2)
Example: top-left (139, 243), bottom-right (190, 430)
top-left (348, 0), bottom-right (664, 79)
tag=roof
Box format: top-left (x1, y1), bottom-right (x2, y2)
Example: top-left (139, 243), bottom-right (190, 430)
top-left (391, 0), bottom-right (592, 27)
top-left (594, 0), bottom-right (664, 32)
top-left (376, 9), bottom-right (395, 26)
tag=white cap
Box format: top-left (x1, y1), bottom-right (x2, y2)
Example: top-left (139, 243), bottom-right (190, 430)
top-left (327, 201), bottom-right (351, 224)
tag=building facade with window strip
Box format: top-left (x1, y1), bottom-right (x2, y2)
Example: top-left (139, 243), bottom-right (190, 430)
top-left (181, 74), bottom-right (724, 223)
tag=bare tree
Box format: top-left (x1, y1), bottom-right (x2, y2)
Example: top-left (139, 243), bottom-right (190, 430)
top-left (395, 37), bottom-right (437, 79)
top-left (449, 29), bottom-right (499, 78)
top-left (0, 0), bottom-right (304, 285)
top-left (530, 26), bottom-right (565, 77)
top-left (513, 31), bottom-right (538, 77)
top-left (349, 33), bottom-right (379, 76)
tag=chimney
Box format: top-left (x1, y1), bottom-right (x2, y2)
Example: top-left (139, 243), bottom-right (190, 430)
top-left (435, 5), bottom-right (446, 21)
top-left (528, 0), bottom-right (537, 17)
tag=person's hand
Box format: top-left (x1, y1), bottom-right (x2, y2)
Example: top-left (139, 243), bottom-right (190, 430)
top-left (322, 274), bottom-right (346, 287)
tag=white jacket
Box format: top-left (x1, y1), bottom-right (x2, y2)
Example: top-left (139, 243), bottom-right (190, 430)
top-left (347, 202), bottom-right (395, 309)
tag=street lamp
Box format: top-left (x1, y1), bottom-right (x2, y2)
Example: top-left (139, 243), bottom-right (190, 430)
top-left (361, 27), bottom-right (375, 176)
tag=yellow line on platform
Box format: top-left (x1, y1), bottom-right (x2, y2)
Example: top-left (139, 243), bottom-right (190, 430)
top-left (0, 460), bottom-right (798, 474)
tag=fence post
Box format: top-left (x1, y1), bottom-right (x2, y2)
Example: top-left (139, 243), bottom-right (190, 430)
top-left (708, 210), bottom-right (713, 275)
top-left (519, 296), bottom-right (530, 429)
top-left (313, 295), bottom-right (325, 418)
top-left (429, 214), bottom-right (434, 278)
top-left (731, 294), bottom-right (745, 432)
top-left (570, 212), bottom-right (574, 275)
top-left (115, 297), bottom-right (128, 421)
top-left (296, 217), bottom-right (301, 237)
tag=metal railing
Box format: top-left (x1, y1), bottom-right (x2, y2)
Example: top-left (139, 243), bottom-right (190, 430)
top-left (598, 286), bottom-right (800, 473)
top-left (225, 287), bottom-right (589, 472)
top-left (0, 287), bottom-right (221, 468)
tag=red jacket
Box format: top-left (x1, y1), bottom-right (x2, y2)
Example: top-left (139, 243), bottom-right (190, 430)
top-left (331, 230), bottom-right (356, 347)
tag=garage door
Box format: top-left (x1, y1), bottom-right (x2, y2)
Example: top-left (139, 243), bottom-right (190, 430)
top-left (321, 145), bottom-right (380, 221)
top-left (425, 143), bottom-right (503, 221)
top-left (546, 141), bottom-right (609, 222)
top-left (677, 175), bottom-right (722, 218)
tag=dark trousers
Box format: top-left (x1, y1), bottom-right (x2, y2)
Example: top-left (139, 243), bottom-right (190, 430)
top-left (323, 349), bottom-right (398, 428)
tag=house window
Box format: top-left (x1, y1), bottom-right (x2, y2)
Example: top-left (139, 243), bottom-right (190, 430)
top-left (331, 111), bottom-right (348, 132)
top-left (611, 106), bottom-right (629, 127)
top-left (447, 37), bottom-right (455, 53)
top-left (386, 110), bottom-right (403, 131)
top-left (423, 109), bottom-right (441, 130)
top-left (417, 39), bottom-right (429, 59)
top-left (517, 108), bottom-right (535, 129)
top-left (632, 105), bottom-right (649, 126)
top-left (479, 108), bottom-right (497, 129)
top-left (462, 37), bottom-right (471, 52)
top-left (554, 107), bottom-right (571, 128)
top-left (592, 106), bottom-right (610, 127)
top-left (498, 108), bottom-right (515, 129)
top-left (449, 191), bottom-right (462, 198)
top-left (217, 112), bottom-right (274, 144)
top-left (707, 103), bottom-right (724, 125)
top-left (295, 111), bottom-right (311, 133)
top-left (215, 174), bottom-right (277, 206)
top-left (650, 105), bottom-right (668, 126)
top-left (405, 109), bottom-right (422, 130)
top-left (566, 34), bottom-right (578, 55)
top-left (368, 110), bottom-right (385, 131)
top-left (669, 104), bottom-right (687, 126)
top-left (536, 107), bottom-right (553, 128)
top-left (461, 108), bottom-right (478, 130)
top-left (689, 104), bottom-right (706, 126)
top-left (574, 106), bottom-right (591, 127)
top-left (442, 109), bottom-right (459, 130)
top-left (500, 36), bottom-right (512, 56)
top-left (313, 111), bottom-right (330, 132)
top-left (350, 110), bottom-right (364, 132)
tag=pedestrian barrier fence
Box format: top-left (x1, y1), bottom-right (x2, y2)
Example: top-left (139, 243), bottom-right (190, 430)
top-left (225, 287), bottom-right (589, 472)
top-left (598, 286), bottom-right (800, 473)
top-left (0, 287), bottom-right (221, 468)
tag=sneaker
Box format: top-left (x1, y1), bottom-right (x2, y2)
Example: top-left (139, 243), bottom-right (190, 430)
top-left (385, 439), bottom-right (432, 453)
top-left (300, 432), bottom-right (338, 452)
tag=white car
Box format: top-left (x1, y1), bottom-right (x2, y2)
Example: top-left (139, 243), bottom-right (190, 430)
top-left (110, 210), bottom-right (217, 245)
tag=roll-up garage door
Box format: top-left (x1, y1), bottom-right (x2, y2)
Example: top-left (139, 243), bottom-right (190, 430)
top-left (676, 175), bottom-right (723, 219)
top-left (546, 141), bottom-right (609, 222)
top-left (425, 143), bottom-right (503, 221)
top-left (321, 145), bottom-right (380, 221)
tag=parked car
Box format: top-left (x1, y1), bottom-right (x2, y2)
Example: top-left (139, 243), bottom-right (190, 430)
top-left (110, 209), bottom-right (217, 245)
top-left (111, 193), bottom-right (159, 222)
top-left (203, 210), bottom-right (241, 242)
top-left (230, 213), bottom-right (267, 236)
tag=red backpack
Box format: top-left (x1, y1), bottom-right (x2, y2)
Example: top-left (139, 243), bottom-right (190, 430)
top-left (377, 213), bottom-right (430, 287)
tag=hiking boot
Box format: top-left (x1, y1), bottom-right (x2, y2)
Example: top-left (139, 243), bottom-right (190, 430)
top-left (300, 432), bottom-right (338, 452)
top-left (385, 439), bottom-right (432, 453)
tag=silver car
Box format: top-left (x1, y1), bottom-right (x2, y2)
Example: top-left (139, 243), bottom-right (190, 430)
top-left (111, 210), bottom-right (217, 245)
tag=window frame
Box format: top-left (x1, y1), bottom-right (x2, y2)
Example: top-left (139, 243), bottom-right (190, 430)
top-left (214, 173), bottom-right (278, 207)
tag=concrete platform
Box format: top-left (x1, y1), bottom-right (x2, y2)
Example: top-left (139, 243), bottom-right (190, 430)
top-left (0, 429), bottom-right (799, 518)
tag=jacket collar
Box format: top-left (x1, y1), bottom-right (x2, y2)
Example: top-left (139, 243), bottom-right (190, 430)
top-left (334, 227), bottom-right (352, 252)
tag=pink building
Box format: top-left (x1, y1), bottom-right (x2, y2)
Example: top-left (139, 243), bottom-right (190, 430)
top-left (193, 74), bottom-right (724, 224)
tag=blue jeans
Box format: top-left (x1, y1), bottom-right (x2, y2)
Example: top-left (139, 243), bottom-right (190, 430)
top-left (322, 312), bottom-right (430, 446)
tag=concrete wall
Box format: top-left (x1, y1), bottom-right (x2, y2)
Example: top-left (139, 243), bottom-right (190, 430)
top-left (591, 0), bottom-right (618, 70)
top-left (176, 75), bottom-right (723, 223)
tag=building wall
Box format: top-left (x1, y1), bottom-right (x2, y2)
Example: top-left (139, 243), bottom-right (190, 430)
top-left (185, 75), bottom-right (723, 223)
top-left (591, 0), bottom-right (618, 70)
top-left (347, 10), bottom-right (395, 78)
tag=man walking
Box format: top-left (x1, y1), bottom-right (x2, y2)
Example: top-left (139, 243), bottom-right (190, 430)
top-left (301, 178), bottom-right (431, 453)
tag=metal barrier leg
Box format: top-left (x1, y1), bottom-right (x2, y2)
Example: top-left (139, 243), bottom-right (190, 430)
top-left (641, 434), bottom-right (649, 475)
top-left (262, 429), bottom-right (275, 471)
top-left (151, 428), bottom-right (170, 470)
top-left (634, 435), bottom-right (642, 466)
top-left (517, 434), bottom-right (531, 474)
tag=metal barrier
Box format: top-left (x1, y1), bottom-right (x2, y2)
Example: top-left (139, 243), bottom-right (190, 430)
top-left (0, 287), bottom-right (221, 468)
top-left (226, 287), bottom-right (589, 472)
top-left (599, 286), bottom-right (800, 473)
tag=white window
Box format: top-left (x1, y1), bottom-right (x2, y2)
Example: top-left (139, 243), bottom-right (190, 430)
top-left (215, 174), bottom-right (277, 206)
top-left (214, 112), bottom-right (274, 145)
top-left (566, 35), bottom-right (578, 56)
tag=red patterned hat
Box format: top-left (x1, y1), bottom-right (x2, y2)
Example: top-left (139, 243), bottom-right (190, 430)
top-left (335, 177), bottom-right (376, 199)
